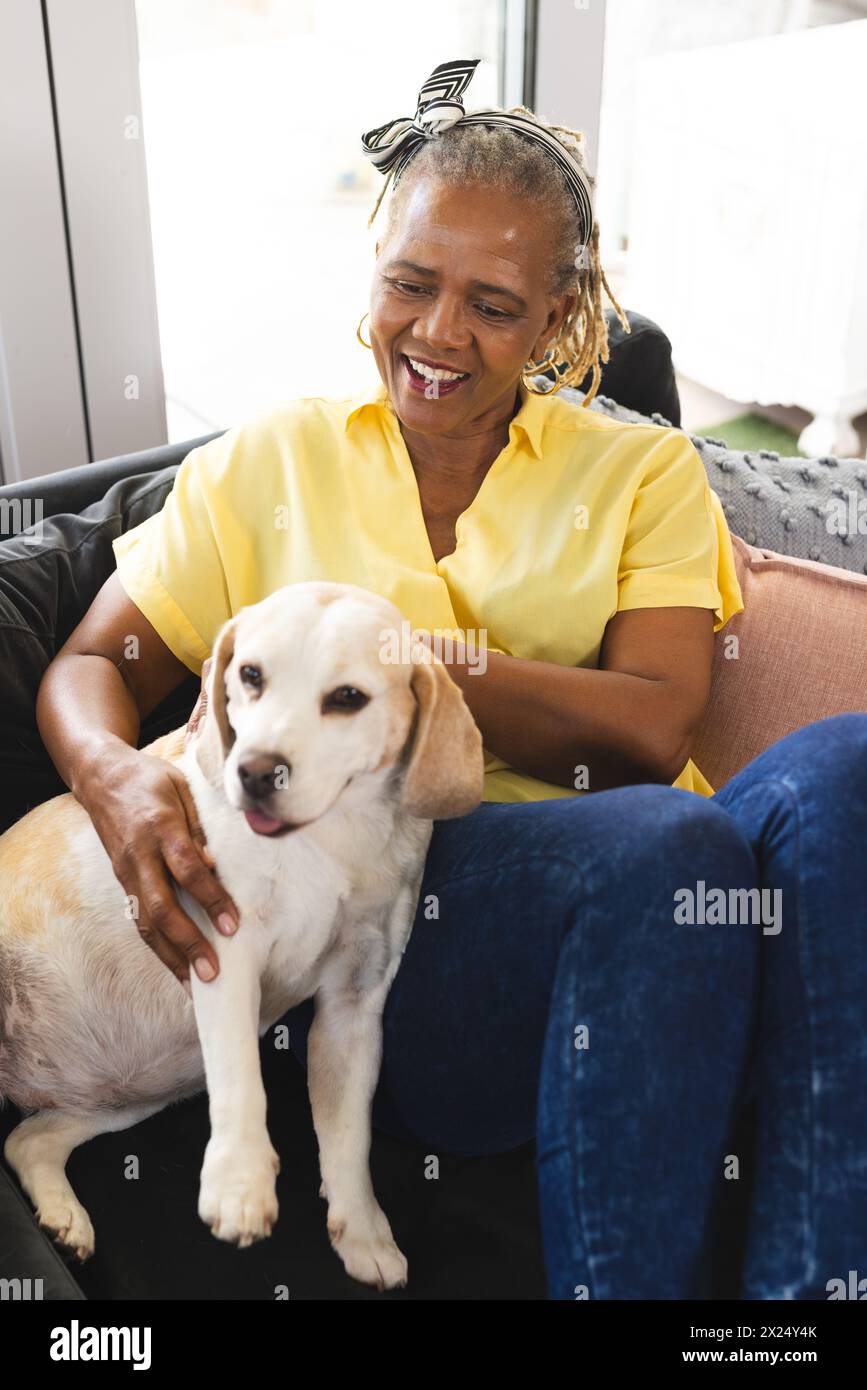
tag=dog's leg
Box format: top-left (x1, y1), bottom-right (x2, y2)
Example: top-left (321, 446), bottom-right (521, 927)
top-left (4, 1102), bottom-right (160, 1261)
top-left (188, 917), bottom-right (279, 1248)
top-left (308, 978), bottom-right (408, 1291)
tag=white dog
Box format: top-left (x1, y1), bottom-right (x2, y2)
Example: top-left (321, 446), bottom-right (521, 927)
top-left (0, 581), bottom-right (484, 1290)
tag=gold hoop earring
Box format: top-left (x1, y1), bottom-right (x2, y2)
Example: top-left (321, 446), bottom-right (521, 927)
top-left (356, 312), bottom-right (373, 350)
top-left (521, 349), bottom-right (566, 396)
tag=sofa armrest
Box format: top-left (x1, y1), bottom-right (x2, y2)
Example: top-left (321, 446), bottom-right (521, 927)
top-left (695, 535), bottom-right (867, 788)
top-left (0, 432), bottom-right (223, 537)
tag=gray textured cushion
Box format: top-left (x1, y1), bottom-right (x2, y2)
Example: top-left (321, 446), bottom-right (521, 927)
top-left (559, 386), bottom-right (867, 576)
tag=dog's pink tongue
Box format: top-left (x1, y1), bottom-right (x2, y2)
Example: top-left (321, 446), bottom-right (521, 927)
top-left (244, 807), bottom-right (284, 836)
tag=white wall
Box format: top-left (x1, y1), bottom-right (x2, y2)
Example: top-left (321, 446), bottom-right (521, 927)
top-left (596, 0), bottom-right (867, 258)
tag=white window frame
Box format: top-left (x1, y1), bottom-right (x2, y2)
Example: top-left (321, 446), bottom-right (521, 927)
top-left (533, 0), bottom-right (607, 175)
top-left (0, 0), bottom-right (88, 483)
top-left (45, 0), bottom-right (166, 465)
top-left (0, 0), bottom-right (164, 483)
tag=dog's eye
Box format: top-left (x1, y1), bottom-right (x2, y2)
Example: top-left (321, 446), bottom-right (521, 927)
top-left (240, 664), bottom-right (264, 690)
top-left (322, 685), bottom-right (370, 713)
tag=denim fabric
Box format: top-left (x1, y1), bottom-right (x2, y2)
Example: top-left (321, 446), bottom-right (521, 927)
top-left (285, 714), bottom-right (867, 1300)
top-left (713, 714), bottom-right (867, 1300)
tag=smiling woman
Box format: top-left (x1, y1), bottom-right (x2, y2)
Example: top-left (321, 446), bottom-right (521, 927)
top-left (31, 57), bottom-right (867, 1302)
top-left (370, 177), bottom-right (582, 430)
top-left (348, 68), bottom-right (737, 795)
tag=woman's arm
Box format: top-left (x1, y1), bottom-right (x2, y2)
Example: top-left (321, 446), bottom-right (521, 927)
top-left (436, 606), bottom-right (715, 791)
top-left (36, 572), bottom-right (239, 984)
top-left (38, 573), bottom-right (186, 790)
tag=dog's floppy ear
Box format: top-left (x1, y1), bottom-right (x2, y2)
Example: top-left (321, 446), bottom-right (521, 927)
top-left (400, 649), bottom-right (484, 820)
top-left (193, 615), bottom-right (240, 786)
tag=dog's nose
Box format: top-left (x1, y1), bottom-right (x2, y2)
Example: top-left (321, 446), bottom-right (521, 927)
top-left (237, 753), bottom-right (291, 799)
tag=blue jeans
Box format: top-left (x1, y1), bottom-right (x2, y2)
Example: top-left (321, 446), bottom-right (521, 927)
top-left (285, 714), bottom-right (867, 1299)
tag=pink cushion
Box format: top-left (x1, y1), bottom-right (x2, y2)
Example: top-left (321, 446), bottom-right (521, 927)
top-left (693, 535), bottom-right (867, 790)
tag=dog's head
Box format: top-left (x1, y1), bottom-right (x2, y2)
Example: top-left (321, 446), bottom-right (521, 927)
top-left (193, 583), bottom-right (484, 836)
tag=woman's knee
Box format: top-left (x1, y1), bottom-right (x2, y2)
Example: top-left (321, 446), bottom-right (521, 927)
top-left (715, 714), bottom-right (867, 854)
top-left (472, 788), bottom-right (759, 1000)
top-left (534, 785), bottom-right (757, 906)
top-left (735, 713), bottom-right (867, 793)
top-left (801, 713), bottom-right (867, 792)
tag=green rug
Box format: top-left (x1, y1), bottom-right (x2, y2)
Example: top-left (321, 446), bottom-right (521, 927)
top-left (695, 412), bottom-right (803, 457)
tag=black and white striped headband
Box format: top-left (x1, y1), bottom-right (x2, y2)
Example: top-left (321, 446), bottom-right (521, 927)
top-left (361, 58), bottom-right (594, 247)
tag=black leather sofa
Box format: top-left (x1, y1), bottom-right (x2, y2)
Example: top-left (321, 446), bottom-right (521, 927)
top-left (0, 310), bottom-right (694, 1301)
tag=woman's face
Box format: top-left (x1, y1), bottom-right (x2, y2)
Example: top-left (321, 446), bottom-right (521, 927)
top-left (368, 176), bottom-right (577, 437)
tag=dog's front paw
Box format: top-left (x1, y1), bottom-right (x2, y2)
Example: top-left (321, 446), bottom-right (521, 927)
top-left (327, 1201), bottom-right (408, 1291)
top-left (198, 1137), bottom-right (280, 1248)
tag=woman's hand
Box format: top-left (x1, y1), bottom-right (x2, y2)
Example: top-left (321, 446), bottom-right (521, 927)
top-left (77, 734), bottom-right (239, 990)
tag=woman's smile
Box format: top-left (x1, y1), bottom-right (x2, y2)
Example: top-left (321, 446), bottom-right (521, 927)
top-left (400, 351), bottom-right (472, 397)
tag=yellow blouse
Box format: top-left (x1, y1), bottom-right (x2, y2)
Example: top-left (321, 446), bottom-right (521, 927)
top-left (112, 375), bottom-right (743, 802)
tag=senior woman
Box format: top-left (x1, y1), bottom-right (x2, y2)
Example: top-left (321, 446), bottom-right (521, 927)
top-left (35, 60), bottom-right (866, 1300)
